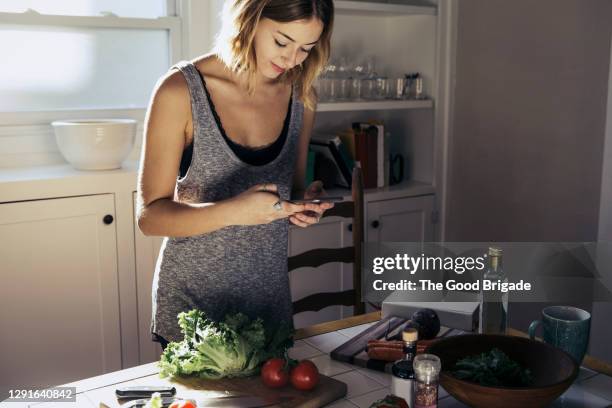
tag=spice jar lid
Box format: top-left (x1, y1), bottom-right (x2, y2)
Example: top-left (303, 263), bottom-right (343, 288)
top-left (413, 354), bottom-right (441, 384)
top-left (402, 328), bottom-right (418, 342)
top-left (392, 360), bottom-right (415, 379)
top-left (488, 247), bottom-right (503, 257)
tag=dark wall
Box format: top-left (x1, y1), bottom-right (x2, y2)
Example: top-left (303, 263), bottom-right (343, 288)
top-left (446, 0), bottom-right (612, 242)
top-left (445, 0), bottom-right (612, 362)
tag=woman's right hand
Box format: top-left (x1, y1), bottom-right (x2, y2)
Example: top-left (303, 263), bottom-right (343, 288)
top-left (229, 184), bottom-right (306, 226)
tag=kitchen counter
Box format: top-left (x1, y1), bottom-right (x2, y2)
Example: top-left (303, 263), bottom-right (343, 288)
top-left (0, 161), bottom-right (435, 204)
top-left (21, 313), bottom-right (612, 407)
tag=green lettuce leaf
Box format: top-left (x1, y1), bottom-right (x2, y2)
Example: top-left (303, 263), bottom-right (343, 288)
top-left (158, 309), bottom-right (293, 379)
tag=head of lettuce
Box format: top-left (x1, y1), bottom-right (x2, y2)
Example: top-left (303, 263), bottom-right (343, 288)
top-left (158, 309), bottom-right (294, 379)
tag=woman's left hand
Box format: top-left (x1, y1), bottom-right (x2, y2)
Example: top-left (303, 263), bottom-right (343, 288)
top-left (289, 181), bottom-right (335, 228)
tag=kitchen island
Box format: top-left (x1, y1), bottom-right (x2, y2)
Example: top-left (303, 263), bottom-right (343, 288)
top-left (20, 313), bottom-right (612, 407)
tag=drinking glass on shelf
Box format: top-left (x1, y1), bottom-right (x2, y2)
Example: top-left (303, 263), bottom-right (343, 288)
top-left (404, 73), bottom-right (426, 100)
top-left (336, 57), bottom-right (351, 101)
top-left (414, 76), bottom-right (425, 99)
top-left (361, 77), bottom-right (376, 100)
top-left (323, 61), bottom-right (338, 102)
top-left (351, 60), bottom-right (367, 100)
top-left (363, 57), bottom-right (376, 79)
top-left (374, 76), bottom-right (389, 100)
top-left (349, 77), bottom-right (361, 100)
top-left (390, 77), bottom-right (408, 99)
top-left (361, 57), bottom-right (379, 100)
top-left (353, 60), bottom-right (366, 78)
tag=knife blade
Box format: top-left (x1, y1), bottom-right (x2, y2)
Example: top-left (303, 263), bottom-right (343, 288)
top-left (116, 385), bottom-right (177, 398)
top-left (197, 395), bottom-right (283, 407)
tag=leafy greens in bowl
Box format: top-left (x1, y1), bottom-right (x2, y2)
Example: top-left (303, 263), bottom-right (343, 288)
top-left (452, 348), bottom-right (533, 387)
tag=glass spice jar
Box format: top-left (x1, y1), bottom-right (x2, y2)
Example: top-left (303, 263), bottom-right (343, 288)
top-left (413, 354), bottom-right (441, 408)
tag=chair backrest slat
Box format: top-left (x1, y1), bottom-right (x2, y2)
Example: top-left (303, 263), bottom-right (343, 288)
top-left (288, 247), bottom-right (354, 271)
top-left (292, 289), bottom-right (356, 314)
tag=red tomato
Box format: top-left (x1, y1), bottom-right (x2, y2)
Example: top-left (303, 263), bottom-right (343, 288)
top-left (168, 401), bottom-right (196, 408)
top-left (261, 358), bottom-right (289, 388)
top-left (290, 360), bottom-right (319, 391)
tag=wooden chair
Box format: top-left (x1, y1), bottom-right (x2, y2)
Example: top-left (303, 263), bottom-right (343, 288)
top-left (289, 164), bottom-right (366, 317)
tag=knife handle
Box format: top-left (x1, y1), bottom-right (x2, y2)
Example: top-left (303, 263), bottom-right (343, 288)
top-left (115, 386), bottom-right (176, 398)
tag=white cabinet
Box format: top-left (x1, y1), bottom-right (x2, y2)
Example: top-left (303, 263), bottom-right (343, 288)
top-left (0, 194), bottom-right (122, 390)
top-left (288, 216), bottom-right (353, 328)
top-left (132, 192), bottom-right (164, 364)
top-left (366, 195), bottom-right (435, 243)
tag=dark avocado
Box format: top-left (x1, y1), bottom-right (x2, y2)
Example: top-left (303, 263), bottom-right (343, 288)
top-left (410, 308), bottom-right (440, 340)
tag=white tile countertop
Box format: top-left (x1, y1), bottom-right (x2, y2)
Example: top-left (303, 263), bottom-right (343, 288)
top-left (9, 319), bottom-right (612, 408)
top-left (297, 322), bottom-right (612, 408)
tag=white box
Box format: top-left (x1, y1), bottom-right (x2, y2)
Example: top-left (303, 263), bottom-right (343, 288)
top-left (381, 290), bottom-right (480, 332)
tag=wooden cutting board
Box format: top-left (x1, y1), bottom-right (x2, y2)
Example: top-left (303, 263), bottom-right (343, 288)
top-left (86, 372), bottom-right (346, 408)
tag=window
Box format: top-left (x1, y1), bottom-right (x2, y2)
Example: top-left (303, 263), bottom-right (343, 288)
top-left (0, 0), bottom-right (180, 116)
top-left (0, 0), bottom-right (170, 19)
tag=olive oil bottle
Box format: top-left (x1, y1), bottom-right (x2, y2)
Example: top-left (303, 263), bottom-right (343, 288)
top-left (479, 247), bottom-right (508, 334)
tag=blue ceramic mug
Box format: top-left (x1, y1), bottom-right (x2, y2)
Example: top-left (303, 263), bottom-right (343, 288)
top-left (529, 306), bottom-right (591, 364)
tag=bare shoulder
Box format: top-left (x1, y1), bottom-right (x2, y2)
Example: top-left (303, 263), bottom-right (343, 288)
top-left (145, 66), bottom-right (194, 140)
top-left (192, 53), bottom-right (233, 82)
top-left (152, 68), bottom-right (190, 109)
top-left (144, 67), bottom-right (194, 148)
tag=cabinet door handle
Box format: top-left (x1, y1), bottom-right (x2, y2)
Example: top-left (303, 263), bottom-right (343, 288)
top-left (348, 223), bottom-right (353, 232)
top-left (103, 214), bottom-right (114, 225)
top-left (371, 220), bottom-right (380, 229)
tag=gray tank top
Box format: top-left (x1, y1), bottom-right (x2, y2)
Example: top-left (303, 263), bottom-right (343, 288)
top-left (151, 60), bottom-right (303, 342)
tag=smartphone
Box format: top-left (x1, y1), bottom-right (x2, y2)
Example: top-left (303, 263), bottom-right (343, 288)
top-left (288, 196), bottom-right (344, 204)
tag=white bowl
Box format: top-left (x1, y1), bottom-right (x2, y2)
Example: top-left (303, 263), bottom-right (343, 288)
top-left (51, 119), bottom-right (137, 170)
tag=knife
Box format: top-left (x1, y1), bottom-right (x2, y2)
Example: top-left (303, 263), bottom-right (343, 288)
top-left (116, 385), bottom-right (177, 398)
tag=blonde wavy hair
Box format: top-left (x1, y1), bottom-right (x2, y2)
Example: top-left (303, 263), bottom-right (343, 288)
top-left (214, 0), bottom-right (334, 111)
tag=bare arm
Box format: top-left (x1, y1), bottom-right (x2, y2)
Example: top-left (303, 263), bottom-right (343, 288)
top-left (136, 71), bottom-right (304, 237)
top-left (136, 71), bottom-right (235, 237)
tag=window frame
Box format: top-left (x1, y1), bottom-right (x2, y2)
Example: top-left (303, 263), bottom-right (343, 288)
top-left (0, 8), bottom-right (182, 126)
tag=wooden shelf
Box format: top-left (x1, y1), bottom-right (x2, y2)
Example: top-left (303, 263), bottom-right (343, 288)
top-left (317, 99), bottom-right (433, 112)
top-left (335, 1), bottom-right (437, 16)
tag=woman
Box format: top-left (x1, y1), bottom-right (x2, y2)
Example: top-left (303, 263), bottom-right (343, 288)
top-left (136, 0), bottom-right (335, 349)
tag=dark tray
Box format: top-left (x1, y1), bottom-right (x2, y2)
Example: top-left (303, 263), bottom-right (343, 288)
top-left (330, 315), bottom-right (466, 373)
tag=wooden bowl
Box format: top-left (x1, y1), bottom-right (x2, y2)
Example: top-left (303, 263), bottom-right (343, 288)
top-left (426, 334), bottom-right (578, 408)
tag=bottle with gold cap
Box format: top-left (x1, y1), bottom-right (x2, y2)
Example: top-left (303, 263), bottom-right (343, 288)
top-left (479, 247), bottom-right (508, 334)
top-left (391, 327), bottom-right (418, 406)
